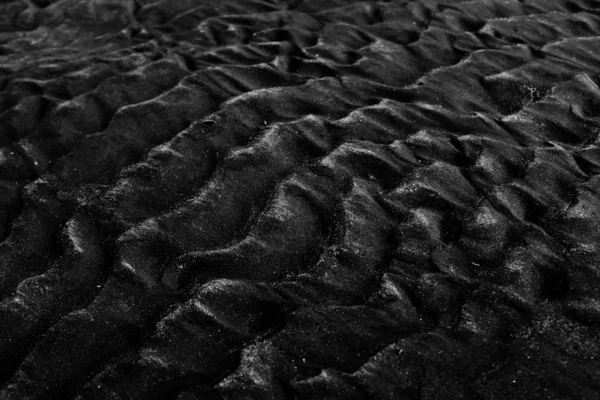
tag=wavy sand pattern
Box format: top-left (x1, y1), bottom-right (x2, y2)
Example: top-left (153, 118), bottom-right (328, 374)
top-left (1, 0), bottom-right (600, 399)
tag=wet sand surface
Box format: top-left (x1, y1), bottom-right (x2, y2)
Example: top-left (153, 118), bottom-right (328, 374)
top-left (1, 0), bottom-right (600, 399)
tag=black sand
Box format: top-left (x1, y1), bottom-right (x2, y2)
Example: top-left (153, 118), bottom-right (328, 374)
top-left (0, 0), bottom-right (599, 399)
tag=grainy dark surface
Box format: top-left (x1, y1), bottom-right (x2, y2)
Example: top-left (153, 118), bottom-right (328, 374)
top-left (0, 0), bottom-right (600, 399)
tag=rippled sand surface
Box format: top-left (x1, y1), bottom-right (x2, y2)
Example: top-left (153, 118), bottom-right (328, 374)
top-left (1, 0), bottom-right (600, 399)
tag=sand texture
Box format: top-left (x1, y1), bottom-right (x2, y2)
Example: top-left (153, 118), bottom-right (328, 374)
top-left (1, 0), bottom-right (600, 399)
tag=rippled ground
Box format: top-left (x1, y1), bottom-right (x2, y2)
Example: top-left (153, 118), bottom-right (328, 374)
top-left (1, 0), bottom-right (600, 399)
